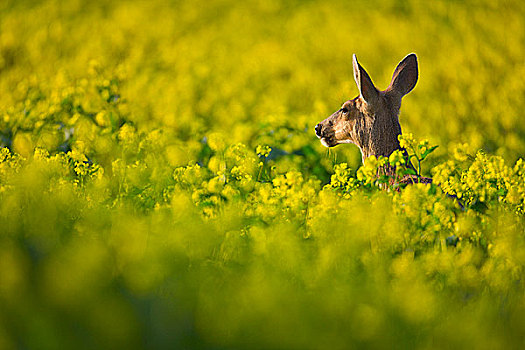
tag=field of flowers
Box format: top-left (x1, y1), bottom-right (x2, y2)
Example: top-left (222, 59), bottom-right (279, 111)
top-left (1, 0), bottom-right (525, 348)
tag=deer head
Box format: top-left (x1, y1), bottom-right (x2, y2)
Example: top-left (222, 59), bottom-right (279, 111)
top-left (315, 53), bottom-right (418, 162)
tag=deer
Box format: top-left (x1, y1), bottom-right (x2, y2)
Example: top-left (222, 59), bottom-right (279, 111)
top-left (315, 53), bottom-right (431, 186)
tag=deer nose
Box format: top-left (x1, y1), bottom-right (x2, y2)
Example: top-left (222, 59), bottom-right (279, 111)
top-left (315, 124), bottom-right (322, 137)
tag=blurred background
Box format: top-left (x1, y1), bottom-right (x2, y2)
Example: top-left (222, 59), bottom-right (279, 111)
top-left (1, 0), bottom-right (524, 172)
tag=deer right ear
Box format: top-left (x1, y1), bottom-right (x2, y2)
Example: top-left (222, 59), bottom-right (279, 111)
top-left (388, 53), bottom-right (418, 97)
top-left (352, 54), bottom-right (379, 105)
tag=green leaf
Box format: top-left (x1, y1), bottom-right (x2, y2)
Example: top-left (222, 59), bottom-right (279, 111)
top-left (377, 175), bottom-right (390, 184)
top-left (421, 145), bottom-right (439, 160)
top-left (399, 167), bottom-right (417, 176)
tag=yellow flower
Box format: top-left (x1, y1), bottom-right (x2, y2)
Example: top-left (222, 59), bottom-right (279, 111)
top-left (256, 145), bottom-right (272, 158)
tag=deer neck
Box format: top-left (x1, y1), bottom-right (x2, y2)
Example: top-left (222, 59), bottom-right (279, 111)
top-left (355, 101), bottom-right (403, 162)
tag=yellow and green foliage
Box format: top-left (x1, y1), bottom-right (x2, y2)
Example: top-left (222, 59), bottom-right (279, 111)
top-left (1, 0), bottom-right (525, 349)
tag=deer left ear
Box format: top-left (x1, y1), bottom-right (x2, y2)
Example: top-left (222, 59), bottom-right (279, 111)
top-left (352, 54), bottom-right (379, 105)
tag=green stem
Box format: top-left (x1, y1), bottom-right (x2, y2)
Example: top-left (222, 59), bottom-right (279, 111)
top-left (257, 162), bottom-right (264, 182)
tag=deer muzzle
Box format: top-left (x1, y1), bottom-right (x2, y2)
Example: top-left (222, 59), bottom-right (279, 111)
top-left (315, 122), bottom-right (337, 147)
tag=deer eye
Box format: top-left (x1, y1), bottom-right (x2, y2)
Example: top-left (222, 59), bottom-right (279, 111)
top-left (341, 107), bottom-right (349, 115)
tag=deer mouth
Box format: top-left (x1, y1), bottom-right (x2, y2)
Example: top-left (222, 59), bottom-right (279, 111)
top-left (315, 123), bottom-right (338, 147)
top-left (319, 136), bottom-right (337, 148)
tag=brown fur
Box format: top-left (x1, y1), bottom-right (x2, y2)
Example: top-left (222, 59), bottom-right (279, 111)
top-left (315, 53), bottom-right (418, 163)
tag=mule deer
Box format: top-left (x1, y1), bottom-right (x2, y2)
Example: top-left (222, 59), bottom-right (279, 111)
top-left (315, 53), bottom-right (418, 160)
top-left (315, 53), bottom-right (430, 185)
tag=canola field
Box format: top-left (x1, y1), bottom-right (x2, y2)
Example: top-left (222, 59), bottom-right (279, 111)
top-left (1, 0), bottom-right (525, 348)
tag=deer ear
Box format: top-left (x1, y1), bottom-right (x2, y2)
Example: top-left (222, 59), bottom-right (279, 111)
top-left (352, 54), bottom-right (379, 104)
top-left (388, 53), bottom-right (418, 97)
